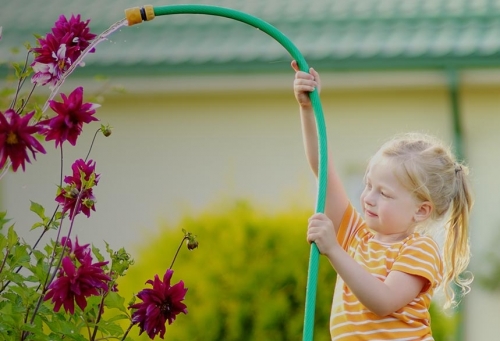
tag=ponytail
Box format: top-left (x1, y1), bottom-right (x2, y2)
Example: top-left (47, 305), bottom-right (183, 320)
top-left (442, 163), bottom-right (474, 308)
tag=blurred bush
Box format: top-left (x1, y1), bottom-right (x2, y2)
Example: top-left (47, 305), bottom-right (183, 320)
top-left (118, 199), bottom-right (458, 340)
top-left (477, 233), bottom-right (500, 292)
top-left (429, 302), bottom-right (459, 341)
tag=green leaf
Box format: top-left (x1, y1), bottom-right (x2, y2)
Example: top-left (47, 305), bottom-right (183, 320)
top-left (0, 233), bottom-right (8, 252)
top-left (91, 244), bottom-right (105, 263)
top-left (44, 317), bottom-right (84, 338)
top-left (106, 313), bottom-right (130, 323)
top-left (96, 318), bottom-right (124, 336)
top-left (104, 292), bottom-right (128, 314)
top-left (0, 211), bottom-right (11, 231)
top-left (7, 225), bottom-right (18, 248)
top-left (29, 201), bottom-right (46, 220)
top-left (12, 62), bottom-right (23, 79)
top-left (110, 247), bottom-right (134, 277)
top-left (8, 243), bottom-right (30, 269)
top-left (5, 271), bottom-right (26, 285)
top-left (32, 103), bottom-right (43, 121)
top-left (26, 261), bottom-right (49, 283)
top-left (30, 222), bottom-right (44, 231)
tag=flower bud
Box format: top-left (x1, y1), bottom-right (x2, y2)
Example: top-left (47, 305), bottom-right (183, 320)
top-left (101, 124), bottom-right (112, 137)
top-left (187, 236), bottom-right (198, 250)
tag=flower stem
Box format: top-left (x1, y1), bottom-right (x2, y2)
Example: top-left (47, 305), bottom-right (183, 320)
top-left (120, 322), bottom-right (135, 341)
top-left (90, 275), bottom-right (112, 341)
top-left (17, 84), bottom-right (37, 115)
top-left (85, 129), bottom-right (101, 162)
top-left (59, 145), bottom-right (64, 187)
top-left (10, 50), bottom-right (31, 110)
top-left (0, 248), bottom-right (14, 294)
top-left (31, 205), bottom-right (60, 251)
top-left (44, 199), bottom-right (80, 290)
top-left (169, 236), bottom-right (188, 270)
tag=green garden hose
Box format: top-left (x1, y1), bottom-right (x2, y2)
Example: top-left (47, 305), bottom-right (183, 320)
top-left (125, 5), bottom-right (329, 340)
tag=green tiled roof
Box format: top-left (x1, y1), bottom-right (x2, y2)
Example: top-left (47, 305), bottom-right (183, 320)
top-left (2, 0), bottom-right (500, 76)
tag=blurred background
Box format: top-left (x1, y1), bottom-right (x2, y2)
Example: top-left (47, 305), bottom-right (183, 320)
top-left (1, 0), bottom-right (500, 339)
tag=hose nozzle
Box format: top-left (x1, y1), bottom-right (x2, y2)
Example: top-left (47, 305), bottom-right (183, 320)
top-left (125, 5), bottom-right (155, 26)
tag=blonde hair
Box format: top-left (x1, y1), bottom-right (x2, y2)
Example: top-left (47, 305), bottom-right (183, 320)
top-left (376, 132), bottom-right (474, 309)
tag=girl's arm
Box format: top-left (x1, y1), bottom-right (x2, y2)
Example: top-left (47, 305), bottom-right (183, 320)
top-left (308, 213), bottom-right (426, 316)
top-left (292, 61), bottom-right (349, 232)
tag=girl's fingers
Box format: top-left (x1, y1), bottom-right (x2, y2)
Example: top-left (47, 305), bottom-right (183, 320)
top-left (295, 71), bottom-right (315, 81)
top-left (308, 213), bottom-right (328, 222)
top-left (292, 61), bottom-right (317, 80)
top-left (294, 78), bottom-right (317, 92)
top-left (310, 67), bottom-right (319, 79)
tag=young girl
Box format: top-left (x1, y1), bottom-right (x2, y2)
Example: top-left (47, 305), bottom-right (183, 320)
top-left (291, 61), bottom-right (474, 340)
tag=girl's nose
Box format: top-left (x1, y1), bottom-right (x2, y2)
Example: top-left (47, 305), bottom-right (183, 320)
top-left (363, 191), bottom-right (375, 206)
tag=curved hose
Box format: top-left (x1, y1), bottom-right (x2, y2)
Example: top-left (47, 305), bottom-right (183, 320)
top-left (125, 5), bottom-right (329, 340)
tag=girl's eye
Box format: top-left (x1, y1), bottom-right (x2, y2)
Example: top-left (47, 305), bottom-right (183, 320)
top-left (381, 192), bottom-right (390, 198)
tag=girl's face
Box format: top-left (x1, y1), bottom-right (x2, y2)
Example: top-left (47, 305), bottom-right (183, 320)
top-left (360, 155), bottom-right (423, 242)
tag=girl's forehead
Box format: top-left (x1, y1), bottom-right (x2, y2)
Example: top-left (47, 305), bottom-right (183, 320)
top-left (368, 154), bottom-right (396, 171)
top-left (366, 155), bottom-right (405, 182)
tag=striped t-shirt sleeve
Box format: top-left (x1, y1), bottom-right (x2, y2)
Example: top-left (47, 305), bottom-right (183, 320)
top-left (336, 203), bottom-right (365, 252)
top-left (391, 236), bottom-right (443, 291)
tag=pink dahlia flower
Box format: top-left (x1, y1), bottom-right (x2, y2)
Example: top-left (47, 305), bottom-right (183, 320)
top-left (40, 86), bottom-right (99, 147)
top-left (130, 269), bottom-right (188, 339)
top-left (0, 109), bottom-right (46, 172)
top-left (56, 159), bottom-right (99, 218)
top-left (31, 36), bottom-right (70, 88)
top-left (44, 255), bottom-right (110, 314)
top-left (60, 236), bottom-right (91, 263)
top-left (31, 14), bottom-right (95, 88)
top-left (51, 14), bottom-right (96, 60)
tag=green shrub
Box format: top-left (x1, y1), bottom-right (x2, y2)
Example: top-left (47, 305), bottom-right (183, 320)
top-left (119, 199), bottom-right (335, 340)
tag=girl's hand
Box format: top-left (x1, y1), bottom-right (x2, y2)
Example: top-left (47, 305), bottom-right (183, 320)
top-left (307, 213), bottom-right (338, 256)
top-left (291, 60), bottom-right (321, 108)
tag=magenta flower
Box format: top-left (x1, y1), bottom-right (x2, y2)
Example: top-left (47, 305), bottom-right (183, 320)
top-left (39, 87), bottom-right (99, 147)
top-left (56, 159), bottom-right (99, 218)
top-left (60, 236), bottom-right (91, 263)
top-left (52, 14), bottom-right (96, 59)
top-left (0, 109), bottom-right (46, 172)
top-left (31, 14), bottom-right (95, 88)
top-left (44, 255), bottom-right (110, 314)
top-left (31, 36), bottom-right (70, 88)
top-left (130, 269), bottom-right (188, 339)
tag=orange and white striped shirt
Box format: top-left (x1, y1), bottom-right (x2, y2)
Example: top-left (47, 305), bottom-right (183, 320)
top-left (330, 203), bottom-right (443, 340)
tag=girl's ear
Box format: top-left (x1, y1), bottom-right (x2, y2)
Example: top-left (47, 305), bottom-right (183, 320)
top-left (414, 201), bottom-right (432, 223)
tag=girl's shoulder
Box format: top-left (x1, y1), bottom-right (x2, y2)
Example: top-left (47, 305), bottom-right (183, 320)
top-left (405, 232), bottom-right (439, 246)
top-left (401, 233), bottom-right (441, 257)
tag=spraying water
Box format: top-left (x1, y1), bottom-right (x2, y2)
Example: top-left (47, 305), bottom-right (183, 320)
top-left (41, 18), bottom-right (129, 114)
